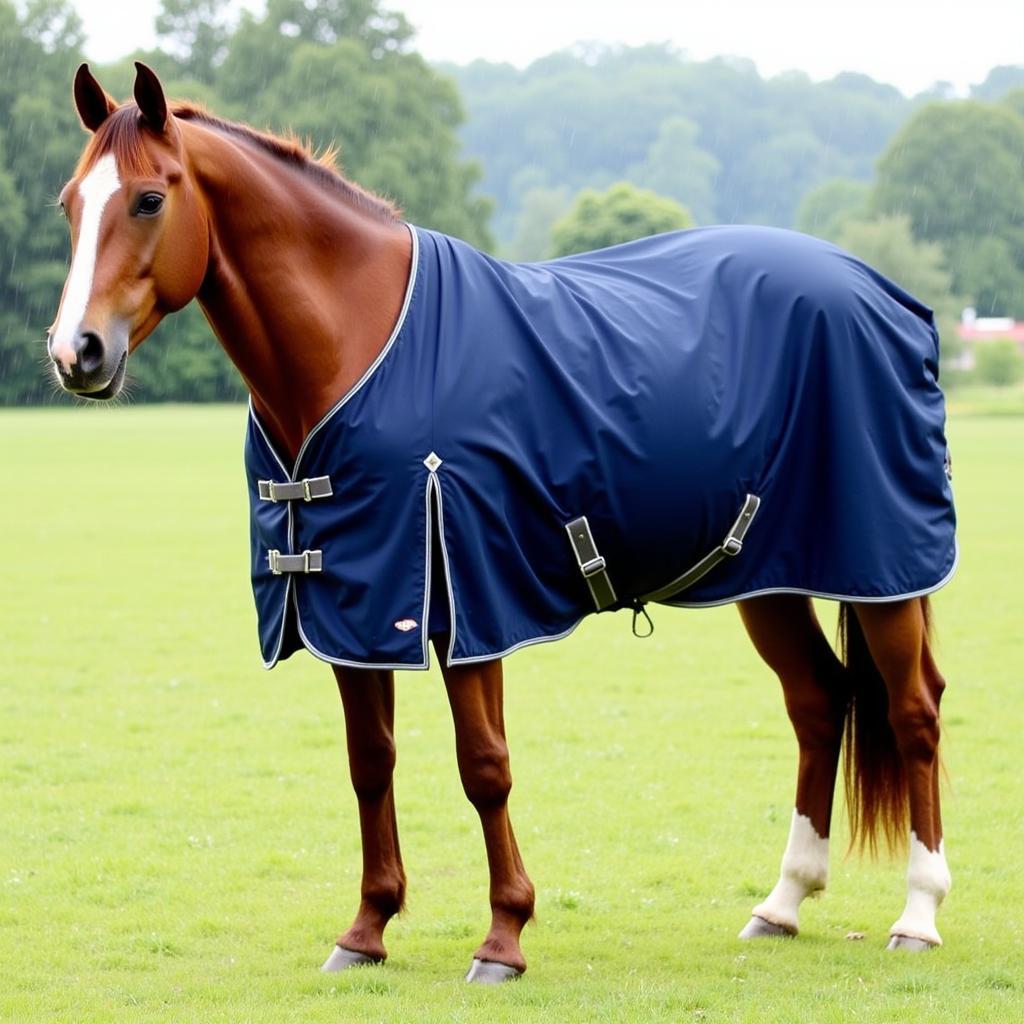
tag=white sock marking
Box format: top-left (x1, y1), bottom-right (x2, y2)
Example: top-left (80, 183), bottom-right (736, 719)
top-left (52, 153), bottom-right (121, 370)
top-left (751, 810), bottom-right (829, 934)
top-left (890, 832), bottom-right (951, 945)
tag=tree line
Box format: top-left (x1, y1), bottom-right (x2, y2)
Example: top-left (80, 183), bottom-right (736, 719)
top-left (1, 0), bottom-right (1023, 404)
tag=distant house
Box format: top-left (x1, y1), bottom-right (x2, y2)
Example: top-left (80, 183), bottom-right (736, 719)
top-left (951, 308), bottom-right (1024, 369)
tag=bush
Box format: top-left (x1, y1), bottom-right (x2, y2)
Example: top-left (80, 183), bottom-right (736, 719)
top-left (973, 340), bottom-right (1024, 386)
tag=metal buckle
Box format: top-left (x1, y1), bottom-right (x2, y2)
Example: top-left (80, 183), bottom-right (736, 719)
top-left (723, 537), bottom-right (743, 557)
top-left (302, 550), bottom-right (310, 573)
top-left (268, 549), bottom-right (282, 574)
top-left (302, 479), bottom-right (312, 502)
top-left (580, 555), bottom-right (607, 578)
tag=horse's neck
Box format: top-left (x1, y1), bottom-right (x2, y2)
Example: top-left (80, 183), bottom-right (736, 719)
top-left (183, 123), bottom-right (412, 462)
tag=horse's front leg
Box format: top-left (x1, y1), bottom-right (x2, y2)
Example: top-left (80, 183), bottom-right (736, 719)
top-left (437, 646), bottom-right (535, 983)
top-left (321, 667), bottom-right (406, 971)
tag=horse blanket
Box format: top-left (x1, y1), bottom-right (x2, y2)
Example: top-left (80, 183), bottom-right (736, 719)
top-left (245, 224), bottom-right (957, 669)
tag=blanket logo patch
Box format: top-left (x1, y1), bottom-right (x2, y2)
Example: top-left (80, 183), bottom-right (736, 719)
top-left (394, 619), bottom-right (418, 632)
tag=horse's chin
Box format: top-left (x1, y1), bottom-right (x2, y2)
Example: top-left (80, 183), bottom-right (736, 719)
top-left (72, 350), bottom-right (128, 401)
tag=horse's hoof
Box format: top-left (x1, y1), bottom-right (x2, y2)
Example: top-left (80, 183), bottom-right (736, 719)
top-left (320, 945), bottom-right (382, 972)
top-left (886, 934), bottom-right (937, 952)
top-left (739, 915), bottom-right (795, 940)
top-left (465, 958), bottom-right (523, 984)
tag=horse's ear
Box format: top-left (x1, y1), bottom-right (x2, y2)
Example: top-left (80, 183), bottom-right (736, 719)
top-left (74, 63), bottom-right (116, 133)
top-left (133, 62), bottom-right (168, 133)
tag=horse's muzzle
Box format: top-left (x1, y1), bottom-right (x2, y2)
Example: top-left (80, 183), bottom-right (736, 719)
top-left (49, 330), bottom-right (127, 399)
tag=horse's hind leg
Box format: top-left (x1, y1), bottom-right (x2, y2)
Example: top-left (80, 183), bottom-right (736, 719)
top-left (321, 667), bottom-right (406, 971)
top-left (437, 648), bottom-right (535, 983)
top-left (853, 598), bottom-right (950, 950)
top-left (737, 595), bottom-right (848, 939)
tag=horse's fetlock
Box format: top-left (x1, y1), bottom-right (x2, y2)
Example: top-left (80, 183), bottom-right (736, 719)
top-left (362, 871), bottom-right (406, 917)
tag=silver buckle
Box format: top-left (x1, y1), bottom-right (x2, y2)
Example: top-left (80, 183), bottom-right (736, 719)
top-left (580, 555), bottom-right (607, 577)
top-left (723, 537), bottom-right (743, 556)
top-left (302, 479), bottom-right (312, 502)
top-left (268, 549), bottom-right (282, 574)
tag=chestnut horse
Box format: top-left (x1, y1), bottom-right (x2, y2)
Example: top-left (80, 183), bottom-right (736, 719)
top-left (48, 63), bottom-right (952, 982)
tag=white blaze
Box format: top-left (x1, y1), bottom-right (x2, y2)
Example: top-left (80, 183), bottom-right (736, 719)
top-left (749, 809), bottom-right (830, 935)
top-left (890, 832), bottom-right (951, 945)
top-left (51, 153), bottom-right (121, 370)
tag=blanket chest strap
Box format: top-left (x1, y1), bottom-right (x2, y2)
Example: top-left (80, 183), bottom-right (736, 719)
top-left (565, 516), bottom-right (618, 611)
top-left (267, 549), bottom-right (323, 575)
top-left (258, 476), bottom-right (333, 502)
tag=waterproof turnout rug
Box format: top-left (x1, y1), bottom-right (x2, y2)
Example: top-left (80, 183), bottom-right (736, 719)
top-left (245, 225), bottom-right (957, 669)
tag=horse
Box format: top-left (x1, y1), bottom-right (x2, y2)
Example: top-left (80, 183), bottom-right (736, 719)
top-left (47, 62), bottom-right (955, 983)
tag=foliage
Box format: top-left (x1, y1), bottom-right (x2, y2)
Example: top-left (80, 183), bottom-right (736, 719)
top-left (973, 340), bottom-right (1024, 386)
top-left (872, 100), bottom-right (1024, 317)
top-left (0, 0), bottom-right (490, 405)
top-left (445, 47), bottom-right (913, 246)
top-left (506, 185), bottom-right (572, 261)
top-left (550, 182), bottom-right (692, 257)
top-left (795, 178), bottom-right (870, 241)
top-left (625, 115), bottom-right (719, 225)
top-left (1, 405), bottom-right (1022, 1020)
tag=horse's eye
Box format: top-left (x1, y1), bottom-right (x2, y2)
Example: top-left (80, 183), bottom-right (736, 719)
top-left (135, 193), bottom-right (165, 217)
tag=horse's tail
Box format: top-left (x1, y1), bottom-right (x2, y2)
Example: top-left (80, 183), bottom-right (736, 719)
top-left (837, 600), bottom-right (920, 855)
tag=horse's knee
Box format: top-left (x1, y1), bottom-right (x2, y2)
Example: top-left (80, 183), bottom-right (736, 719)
top-left (459, 738), bottom-right (513, 810)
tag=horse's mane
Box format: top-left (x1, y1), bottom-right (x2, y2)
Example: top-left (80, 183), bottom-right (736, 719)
top-left (77, 103), bottom-right (400, 222)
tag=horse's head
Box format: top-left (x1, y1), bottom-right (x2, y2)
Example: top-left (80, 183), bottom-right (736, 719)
top-left (48, 63), bottom-right (209, 399)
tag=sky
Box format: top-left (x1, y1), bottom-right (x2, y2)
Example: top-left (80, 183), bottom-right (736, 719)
top-left (71, 0), bottom-right (1023, 98)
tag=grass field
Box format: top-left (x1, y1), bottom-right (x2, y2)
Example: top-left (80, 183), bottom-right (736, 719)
top-left (1, 405), bottom-right (1021, 1023)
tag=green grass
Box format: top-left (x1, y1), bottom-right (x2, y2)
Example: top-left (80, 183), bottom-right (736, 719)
top-left (1, 405), bottom-right (1022, 1023)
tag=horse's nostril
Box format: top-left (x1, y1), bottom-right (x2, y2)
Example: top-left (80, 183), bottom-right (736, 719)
top-left (78, 332), bottom-right (105, 374)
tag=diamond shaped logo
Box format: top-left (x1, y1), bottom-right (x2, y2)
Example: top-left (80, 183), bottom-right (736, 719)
top-left (423, 451), bottom-right (443, 472)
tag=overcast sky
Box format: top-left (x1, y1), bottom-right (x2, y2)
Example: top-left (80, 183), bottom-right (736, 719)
top-left (71, 0), bottom-right (1022, 97)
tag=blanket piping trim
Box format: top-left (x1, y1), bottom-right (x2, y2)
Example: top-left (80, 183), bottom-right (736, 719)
top-left (251, 223), bottom-right (421, 670)
top-left (663, 540), bottom-right (959, 610)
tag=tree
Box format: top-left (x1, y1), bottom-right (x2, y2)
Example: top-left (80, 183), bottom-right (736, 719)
top-left (626, 116), bottom-right (719, 224)
top-left (970, 65), bottom-right (1024, 101)
top-left (871, 100), bottom-right (1024, 314)
top-left (215, 2), bottom-right (491, 248)
top-left (795, 178), bottom-right (870, 241)
top-left (155, 0), bottom-right (233, 84)
top-left (974, 340), bottom-right (1024, 386)
top-left (549, 182), bottom-right (693, 257)
top-left (507, 186), bottom-right (572, 261)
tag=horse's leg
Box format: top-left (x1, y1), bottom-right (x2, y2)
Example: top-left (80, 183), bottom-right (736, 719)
top-left (737, 595), bottom-right (848, 939)
top-left (853, 598), bottom-right (950, 950)
top-left (321, 666), bottom-right (406, 972)
top-left (436, 646), bottom-right (535, 984)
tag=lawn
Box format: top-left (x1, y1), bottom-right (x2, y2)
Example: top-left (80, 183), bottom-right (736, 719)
top-left (1, 405), bottom-right (1021, 1023)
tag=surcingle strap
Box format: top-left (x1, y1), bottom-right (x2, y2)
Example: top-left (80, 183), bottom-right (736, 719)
top-left (565, 515), bottom-right (618, 611)
top-left (267, 549), bottom-right (323, 575)
top-left (258, 476), bottom-right (333, 502)
top-left (640, 494), bottom-right (761, 603)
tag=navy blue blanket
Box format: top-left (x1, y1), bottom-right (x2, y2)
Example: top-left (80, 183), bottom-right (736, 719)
top-left (245, 225), bottom-right (957, 669)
